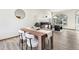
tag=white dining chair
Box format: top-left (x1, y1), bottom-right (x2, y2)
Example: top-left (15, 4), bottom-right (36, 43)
top-left (18, 30), bottom-right (27, 50)
top-left (18, 30), bottom-right (38, 50)
top-left (25, 33), bottom-right (38, 50)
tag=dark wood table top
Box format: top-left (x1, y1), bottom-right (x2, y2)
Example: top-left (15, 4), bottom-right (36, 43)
top-left (20, 27), bottom-right (47, 37)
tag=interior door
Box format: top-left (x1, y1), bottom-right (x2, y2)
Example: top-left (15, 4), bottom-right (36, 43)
top-left (75, 15), bottom-right (79, 30)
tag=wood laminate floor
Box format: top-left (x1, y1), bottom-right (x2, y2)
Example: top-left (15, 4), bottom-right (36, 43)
top-left (0, 29), bottom-right (79, 50)
top-left (0, 37), bottom-right (20, 50)
top-left (53, 29), bottom-right (79, 50)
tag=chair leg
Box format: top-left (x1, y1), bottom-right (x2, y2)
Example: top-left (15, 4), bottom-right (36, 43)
top-left (29, 39), bottom-right (32, 50)
top-left (19, 39), bottom-right (23, 50)
top-left (21, 39), bottom-right (23, 50)
top-left (19, 34), bottom-right (24, 50)
top-left (25, 39), bottom-right (27, 50)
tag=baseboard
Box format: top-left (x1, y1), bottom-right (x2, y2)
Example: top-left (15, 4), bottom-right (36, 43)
top-left (0, 35), bottom-right (19, 41)
top-left (63, 28), bottom-right (76, 31)
top-left (0, 33), bottom-right (19, 40)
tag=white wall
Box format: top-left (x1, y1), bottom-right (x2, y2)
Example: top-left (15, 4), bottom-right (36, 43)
top-left (33, 9), bottom-right (51, 22)
top-left (53, 10), bottom-right (77, 29)
top-left (0, 9), bottom-right (51, 39)
top-left (2, 9), bottom-right (78, 39)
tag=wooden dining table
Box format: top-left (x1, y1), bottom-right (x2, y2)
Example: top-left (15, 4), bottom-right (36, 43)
top-left (20, 27), bottom-right (53, 50)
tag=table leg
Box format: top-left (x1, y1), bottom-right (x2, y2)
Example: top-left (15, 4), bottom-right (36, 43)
top-left (38, 36), bottom-right (42, 50)
top-left (50, 36), bottom-right (53, 49)
top-left (50, 31), bottom-right (53, 49)
top-left (37, 36), bottom-right (46, 50)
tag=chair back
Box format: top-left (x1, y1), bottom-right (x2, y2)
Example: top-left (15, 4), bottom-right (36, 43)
top-left (25, 33), bottom-right (35, 39)
top-left (25, 33), bottom-right (38, 47)
top-left (18, 30), bottom-right (26, 40)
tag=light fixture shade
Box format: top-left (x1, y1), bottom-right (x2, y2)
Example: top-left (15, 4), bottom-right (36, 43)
top-left (15, 9), bottom-right (25, 19)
